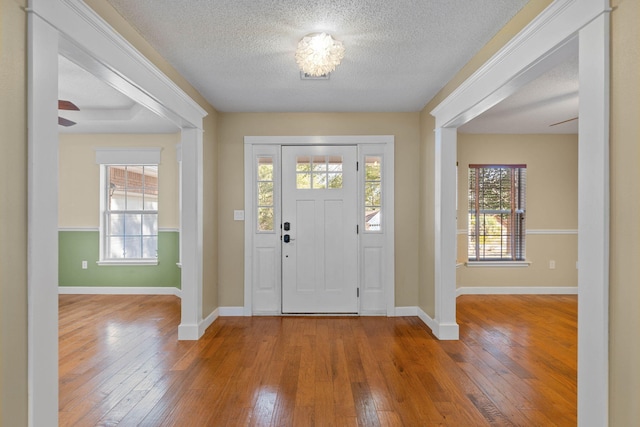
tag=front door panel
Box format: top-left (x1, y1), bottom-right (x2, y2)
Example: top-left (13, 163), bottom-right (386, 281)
top-left (281, 146), bottom-right (358, 313)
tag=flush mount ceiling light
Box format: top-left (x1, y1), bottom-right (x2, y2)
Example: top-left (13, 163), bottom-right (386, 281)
top-left (295, 32), bottom-right (345, 77)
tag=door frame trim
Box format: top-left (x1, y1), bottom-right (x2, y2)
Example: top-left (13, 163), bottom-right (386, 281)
top-left (243, 135), bottom-right (395, 316)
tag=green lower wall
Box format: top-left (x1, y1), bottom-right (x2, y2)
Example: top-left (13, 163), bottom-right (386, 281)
top-left (59, 230), bottom-right (181, 288)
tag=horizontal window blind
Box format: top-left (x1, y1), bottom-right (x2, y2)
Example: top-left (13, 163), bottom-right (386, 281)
top-left (468, 164), bottom-right (526, 261)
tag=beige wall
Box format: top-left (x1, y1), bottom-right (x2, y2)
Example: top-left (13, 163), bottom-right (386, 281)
top-left (456, 133), bottom-right (578, 288)
top-left (59, 133), bottom-right (181, 229)
top-left (202, 113), bottom-right (219, 312)
top-left (418, 110), bottom-right (436, 316)
top-left (217, 112), bottom-right (421, 307)
top-left (610, 0), bottom-right (640, 424)
top-left (0, 0), bottom-right (28, 424)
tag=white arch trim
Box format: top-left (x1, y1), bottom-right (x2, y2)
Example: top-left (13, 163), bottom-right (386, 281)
top-left (27, 0), bottom-right (207, 424)
top-left (430, 0), bottom-right (610, 425)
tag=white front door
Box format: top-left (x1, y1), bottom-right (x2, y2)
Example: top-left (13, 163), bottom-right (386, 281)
top-left (281, 145), bottom-right (358, 313)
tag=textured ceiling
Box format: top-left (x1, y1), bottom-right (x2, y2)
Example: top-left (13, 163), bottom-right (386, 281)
top-left (59, 1), bottom-right (579, 134)
top-left (105, 0), bottom-right (530, 113)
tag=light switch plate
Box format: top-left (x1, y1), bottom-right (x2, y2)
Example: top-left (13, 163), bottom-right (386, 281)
top-left (233, 210), bottom-right (245, 221)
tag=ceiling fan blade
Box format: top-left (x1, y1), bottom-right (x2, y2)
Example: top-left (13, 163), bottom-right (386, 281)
top-left (549, 117), bottom-right (578, 127)
top-left (58, 116), bottom-right (77, 127)
top-left (58, 100), bottom-right (80, 111)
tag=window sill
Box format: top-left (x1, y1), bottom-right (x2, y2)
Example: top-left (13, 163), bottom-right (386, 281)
top-left (465, 261), bottom-right (531, 268)
top-left (97, 260), bottom-right (158, 267)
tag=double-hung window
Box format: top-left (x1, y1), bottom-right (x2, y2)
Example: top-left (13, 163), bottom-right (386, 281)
top-left (96, 148), bottom-right (161, 265)
top-left (468, 164), bottom-right (526, 262)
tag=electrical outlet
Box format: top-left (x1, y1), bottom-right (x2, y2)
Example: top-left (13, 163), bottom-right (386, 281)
top-left (549, 260), bottom-right (556, 269)
top-left (82, 260), bottom-right (88, 269)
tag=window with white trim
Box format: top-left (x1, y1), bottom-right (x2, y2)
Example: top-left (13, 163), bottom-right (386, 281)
top-left (95, 147), bottom-right (161, 264)
top-left (103, 165), bottom-right (158, 260)
top-left (468, 164), bottom-right (526, 261)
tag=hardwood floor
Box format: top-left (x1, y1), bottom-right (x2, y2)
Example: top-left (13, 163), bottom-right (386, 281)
top-left (59, 294), bottom-right (577, 426)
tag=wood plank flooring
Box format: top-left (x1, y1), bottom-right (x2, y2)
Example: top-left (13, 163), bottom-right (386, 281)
top-left (59, 294), bottom-right (577, 426)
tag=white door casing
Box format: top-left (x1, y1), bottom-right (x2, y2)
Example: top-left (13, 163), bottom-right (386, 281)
top-left (281, 146), bottom-right (358, 313)
top-left (244, 136), bottom-right (395, 317)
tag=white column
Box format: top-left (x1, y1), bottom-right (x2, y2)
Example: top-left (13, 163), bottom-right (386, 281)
top-left (178, 128), bottom-right (204, 340)
top-left (27, 9), bottom-right (59, 425)
top-left (434, 127), bottom-right (459, 340)
top-left (578, 11), bottom-right (610, 426)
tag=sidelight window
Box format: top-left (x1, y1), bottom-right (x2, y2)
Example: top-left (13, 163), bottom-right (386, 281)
top-left (364, 156), bottom-right (382, 231)
top-left (257, 156), bottom-right (275, 232)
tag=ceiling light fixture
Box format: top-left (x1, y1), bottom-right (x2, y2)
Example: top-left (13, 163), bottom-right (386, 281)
top-left (295, 32), bottom-right (345, 77)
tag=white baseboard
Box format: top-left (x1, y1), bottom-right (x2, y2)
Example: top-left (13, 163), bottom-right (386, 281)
top-left (219, 306), bottom-right (245, 316)
top-left (59, 286), bottom-right (181, 297)
top-left (456, 286), bottom-right (578, 297)
top-left (199, 308), bottom-right (219, 335)
top-left (178, 323), bottom-right (200, 340)
top-left (416, 307), bottom-right (437, 330)
top-left (416, 307), bottom-right (459, 340)
top-left (393, 306), bottom-right (418, 316)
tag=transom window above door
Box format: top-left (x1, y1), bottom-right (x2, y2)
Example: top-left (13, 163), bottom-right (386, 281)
top-left (295, 155), bottom-right (343, 189)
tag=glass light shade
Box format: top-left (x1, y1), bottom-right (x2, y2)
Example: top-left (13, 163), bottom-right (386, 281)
top-left (295, 32), bottom-right (345, 77)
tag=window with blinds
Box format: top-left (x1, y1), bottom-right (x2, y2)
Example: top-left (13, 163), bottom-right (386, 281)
top-left (468, 164), bottom-right (526, 261)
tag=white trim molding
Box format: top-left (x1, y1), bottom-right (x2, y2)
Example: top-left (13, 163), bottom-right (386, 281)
top-left (200, 308), bottom-right (219, 336)
top-left (94, 147), bottom-right (162, 165)
top-left (219, 307), bottom-right (245, 316)
top-left (393, 306), bottom-right (418, 316)
top-left (96, 260), bottom-right (159, 267)
top-left (417, 307), bottom-right (439, 334)
top-left (527, 229), bottom-right (578, 235)
top-left (58, 226), bottom-right (100, 232)
top-left (465, 261), bottom-right (531, 268)
top-left (58, 286), bottom-right (182, 296)
top-left (456, 286), bottom-right (578, 297)
top-left (457, 228), bottom-right (578, 235)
